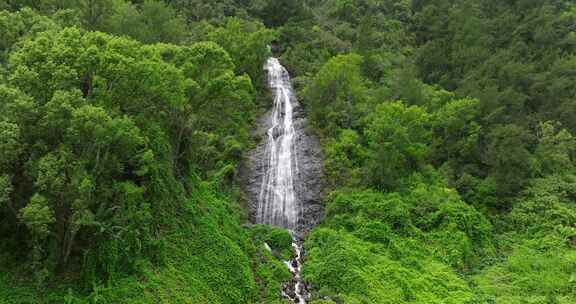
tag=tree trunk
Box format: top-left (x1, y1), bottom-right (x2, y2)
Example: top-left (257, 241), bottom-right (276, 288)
top-left (81, 72), bottom-right (93, 98)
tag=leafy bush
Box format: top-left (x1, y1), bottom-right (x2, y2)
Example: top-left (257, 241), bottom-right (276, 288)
top-left (303, 183), bottom-right (494, 302)
top-left (303, 228), bottom-right (474, 303)
top-left (474, 237), bottom-right (576, 304)
top-left (250, 224), bottom-right (294, 260)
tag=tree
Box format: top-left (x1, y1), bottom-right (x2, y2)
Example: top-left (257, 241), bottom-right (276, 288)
top-left (204, 17), bottom-right (276, 87)
top-left (168, 0), bottom-right (245, 23)
top-left (485, 124), bottom-right (537, 199)
top-left (431, 96), bottom-right (482, 165)
top-left (364, 101), bottom-right (431, 191)
top-left (19, 193), bottom-right (54, 284)
top-left (0, 121), bottom-right (22, 171)
top-left (0, 8), bottom-right (58, 63)
top-left (303, 53), bottom-right (367, 137)
top-left (80, 0), bottom-right (115, 30)
top-left (106, 0), bottom-right (147, 41)
top-left (1, 28), bottom-right (202, 278)
top-left (535, 121), bottom-right (575, 176)
top-left (152, 41), bottom-right (256, 176)
top-left (139, 0), bottom-right (186, 44)
top-left (324, 129), bottom-right (366, 187)
top-left (249, 0), bottom-right (306, 27)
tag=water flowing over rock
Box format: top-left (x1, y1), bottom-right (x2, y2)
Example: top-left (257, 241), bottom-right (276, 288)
top-left (282, 236), bottom-right (308, 304)
top-left (244, 57), bottom-right (323, 235)
top-left (242, 57), bottom-right (324, 304)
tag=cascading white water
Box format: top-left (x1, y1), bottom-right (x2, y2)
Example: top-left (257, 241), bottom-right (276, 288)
top-left (257, 57), bottom-right (301, 231)
top-left (258, 57), bottom-right (309, 304)
top-left (283, 239), bottom-right (307, 303)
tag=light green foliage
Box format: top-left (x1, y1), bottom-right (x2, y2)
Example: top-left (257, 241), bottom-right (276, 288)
top-left (19, 193), bottom-right (54, 285)
top-left (304, 228), bottom-right (474, 304)
top-left (289, 1), bottom-right (576, 298)
top-left (151, 41), bottom-right (257, 175)
top-left (535, 121), bottom-right (576, 175)
top-left (323, 182), bottom-right (493, 268)
top-left (1, 1), bottom-right (187, 45)
top-left (1, 0), bottom-right (575, 303)
top-left (509, 174), bottom-right (576, 238)
top-left (302, 181), bottom-right (493, 301)
top-left (0, 18), bottom-right (275, 301)
top-left (1, 181), bottom-right (293, 303)
top-left (324, 129), bottom-right (366, 188)
top-left (203, 17), bottom-right (277, 87)
top-left (0, 4), bottom-right (299, 300)
top-left (252, 247), bottom-right (292, 303)
top-left (0, 8), bottom-right (59, 62)
top-left (156, 184), bottom-right (257, 304)
top-left (0, 121), bottom-right (22, 169)
top-left (364, 101), bottom-right (431, 190)
top-left (474, 237), bottom-right (576, 304)
top-left (250, 225), bottom-right (294, 260)
top-left (431, 96), bottom-right (481, 163)
top-left (248, 225), bottom-right (293, 300)
top-left (19, 194), bottom-right (54, 238)
top-left (429, 94), bottom-right (485, 201)
top-left (303, 54), bottom-right (367, 137)
top-left (407, 181), bottom-right (494, 268)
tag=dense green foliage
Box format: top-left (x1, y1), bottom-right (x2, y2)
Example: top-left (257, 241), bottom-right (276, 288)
top-left (0, 1), bottom-right (289, 303)
top-left (286, 1), bottom-right (575, 303)
top-left (269, 0), bottom-right (576, 303)
top-left (1, 0), bottom-right (575, 303)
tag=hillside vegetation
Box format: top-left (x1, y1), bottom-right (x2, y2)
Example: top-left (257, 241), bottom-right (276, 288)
top-left (1, 1), bottom-right (575, 303)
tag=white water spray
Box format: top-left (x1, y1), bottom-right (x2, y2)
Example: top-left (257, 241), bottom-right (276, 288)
top-left (257, 57), bottom-right (301, 231)
top-left (257, 57), bottom-right (309, 304)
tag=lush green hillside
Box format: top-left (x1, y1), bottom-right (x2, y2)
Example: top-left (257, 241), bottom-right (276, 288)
top-left (279, 1), bottom-right (576, 303)
top-left (0, 2), bottom-right (291, 303)
top-left (1, 1), bottom-right (575, 303)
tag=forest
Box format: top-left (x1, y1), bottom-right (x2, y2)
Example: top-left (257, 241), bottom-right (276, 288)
top-left (0, 0), bottom-right (575, 303)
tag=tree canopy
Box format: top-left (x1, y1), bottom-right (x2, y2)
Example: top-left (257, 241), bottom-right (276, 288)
top-left (1, 0), bottom-right (575, 303)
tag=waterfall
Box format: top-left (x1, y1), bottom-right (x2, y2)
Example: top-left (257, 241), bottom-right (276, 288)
top-left (257, 57), bottom-right (301, 231)
top-left (257, 57), bottom-right (309, 304)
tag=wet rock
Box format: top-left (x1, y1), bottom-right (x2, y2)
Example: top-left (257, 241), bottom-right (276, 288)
top-left (241, 58), bottom-right (321, 304)
top-left (271, 125), bottom-right (283, 140)
top-left (284, 287), bottom-right (296, 299)
top-left (241, 59), bottom-right (324, 236)
top-left (247, 107), bottom-right (324, 234)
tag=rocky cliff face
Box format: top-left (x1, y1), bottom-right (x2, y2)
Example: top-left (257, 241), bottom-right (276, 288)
top-left (241, 60), bottom-right (324, 235)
